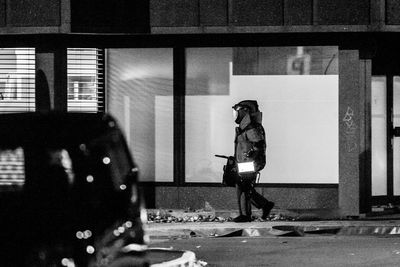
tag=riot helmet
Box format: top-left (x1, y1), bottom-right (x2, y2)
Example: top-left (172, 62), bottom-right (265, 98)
top-left (232, 100), bottom-right (260, 124)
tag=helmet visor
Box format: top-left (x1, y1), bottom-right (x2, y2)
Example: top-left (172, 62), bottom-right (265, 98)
top-left (232, 109), bottom-right (239, 121)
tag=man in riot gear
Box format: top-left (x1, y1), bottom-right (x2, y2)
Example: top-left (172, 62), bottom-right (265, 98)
top-left (232, 100), bottom-right (274, 222)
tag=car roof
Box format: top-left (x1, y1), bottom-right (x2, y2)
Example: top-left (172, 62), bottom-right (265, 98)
top-left (0, 112), bottom-right (118, 149)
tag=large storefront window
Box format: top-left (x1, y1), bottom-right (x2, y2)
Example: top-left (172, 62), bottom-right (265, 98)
top-left (0, 48), bottom-right (35, 113)
top-left (107, 49), bottom-right (174, 182)
top-left (185, 47), bottom-right (339, 184)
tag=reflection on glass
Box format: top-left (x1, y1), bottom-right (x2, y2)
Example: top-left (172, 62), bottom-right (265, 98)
top-left (371, 76), bottom-right (387, 196)
top-left (232, 46), bottom-right (338, 75)
top-left (107, 49), bottom-right (174, 182)
top-left (185, 47), bottom-right (339, 184)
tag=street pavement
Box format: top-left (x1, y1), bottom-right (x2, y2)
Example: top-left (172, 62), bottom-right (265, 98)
top-left (155, 235), bottom-right (400, 266)
top-left (145, 208), bottom-right (400, 241)
top-left (145, 209), bottom-right (400, 266)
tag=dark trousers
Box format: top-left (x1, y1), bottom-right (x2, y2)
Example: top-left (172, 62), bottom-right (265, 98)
top-left (235, 173), bottom-right (269, 217)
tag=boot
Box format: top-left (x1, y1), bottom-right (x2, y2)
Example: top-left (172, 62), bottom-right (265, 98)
top-left (249, 189), bottom-right (268, 209)
top-left (233, 214), bottom-right (251, 223)
top-left (249, 189), bottom-right (274, 219)
top-left (261, 201), bottom-right (275, 220)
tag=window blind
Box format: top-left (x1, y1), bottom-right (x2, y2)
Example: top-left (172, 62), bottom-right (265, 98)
top-left (67, 48), bottom-right (105, 113)
top-left (0, 48), bottom-right (35, 113)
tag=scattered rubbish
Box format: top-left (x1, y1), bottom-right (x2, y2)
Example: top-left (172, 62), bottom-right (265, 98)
top-left (190, 231), bottom-right (198, 237)
top-left (241, 240), bottom-right (247, 243)
top-left (150, 250), bottom-right (202, 267)
top-left (197, 260), bottom-right (208, 266)
top-left (147, 210), bottom-right (297, 224)
top-left (370, 204), bottom-right (400, 216)
top-left (196, 246), bottom-right (201, 248)
top-left (148, 247), bottom-right (174, 251)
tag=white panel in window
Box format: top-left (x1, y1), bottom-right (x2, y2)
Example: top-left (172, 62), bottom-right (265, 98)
top-left (393, 77), bottom-right (400, 196)
top-left (371, 76), bottom-right (387, 196)
top-left (185, 47), bottom-right (339, 184)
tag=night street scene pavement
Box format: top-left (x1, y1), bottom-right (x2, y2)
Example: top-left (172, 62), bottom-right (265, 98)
top-left (145, 208), bottom-right (400, 266)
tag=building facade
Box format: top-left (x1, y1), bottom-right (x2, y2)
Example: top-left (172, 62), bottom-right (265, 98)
top-left (0, 0), bottom-right (399, 217)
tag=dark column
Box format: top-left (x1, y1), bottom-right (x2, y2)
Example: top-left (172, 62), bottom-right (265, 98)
top-left (339, 50), bottom-right (371, 217)
top-left (35, 48), bottom-right (68, 112)
top-left (174, 47), bottom-right (185, 186)
top-left (339, 49), bottom-right (361, 217)
top-left (359, 58), bottom-right (372, 214)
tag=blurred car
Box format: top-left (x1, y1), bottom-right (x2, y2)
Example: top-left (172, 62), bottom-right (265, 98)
top-left (0, 112), bottom-right (148, 267)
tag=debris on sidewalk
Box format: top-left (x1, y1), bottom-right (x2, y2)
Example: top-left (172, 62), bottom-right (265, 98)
top-left (146, 209), bottom-right (298, 223)
top-left (147, 247), bottom-right (208, 267)
top-left (147, 211), bottom-right (230, 223)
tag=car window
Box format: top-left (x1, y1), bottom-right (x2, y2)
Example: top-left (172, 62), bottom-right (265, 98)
top-left (0, 147), bottom-right (25, 188)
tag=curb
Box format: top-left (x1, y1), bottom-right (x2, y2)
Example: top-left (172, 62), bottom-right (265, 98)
top-left (146, 223), bottom-right (400, 240)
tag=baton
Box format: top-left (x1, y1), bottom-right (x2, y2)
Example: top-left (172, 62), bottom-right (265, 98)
top-left (214, 154), bottom-right (229, 159)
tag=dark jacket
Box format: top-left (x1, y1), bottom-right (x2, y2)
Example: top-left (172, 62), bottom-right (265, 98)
top-left (234, 111), bottom-right (266, 172)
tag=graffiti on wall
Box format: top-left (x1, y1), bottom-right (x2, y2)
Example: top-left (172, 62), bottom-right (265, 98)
top-left (343, 106), bottom-right (358, 153)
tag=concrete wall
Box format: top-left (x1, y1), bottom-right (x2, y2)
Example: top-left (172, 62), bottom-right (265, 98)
top-left (70, 0), bottom-right (149, 33)
top-left (338, 50), bottom-right (371, 216)
top-left (339, 50), bottom-right (362, 216)
top-left (0, 0), bottom-right (400, 34)
top-left (0, 0), bottom-right (68, 33)
top-left (151, 186), bottom-right (338, 210)
top-left (150, 0), bottom-right (371, 27)
top-left (7, 0), bottom-right (61, 27)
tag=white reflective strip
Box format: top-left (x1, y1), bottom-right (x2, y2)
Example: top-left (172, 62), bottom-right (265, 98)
top-left (237, 162), bottom-right (255, 173)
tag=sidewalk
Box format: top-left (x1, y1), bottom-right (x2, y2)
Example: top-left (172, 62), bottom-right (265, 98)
top-left (145, 208), bottom-right (400, 241)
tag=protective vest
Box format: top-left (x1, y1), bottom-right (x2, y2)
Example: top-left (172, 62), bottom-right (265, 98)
top-left (234, 113), bottom-right (266, 172)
